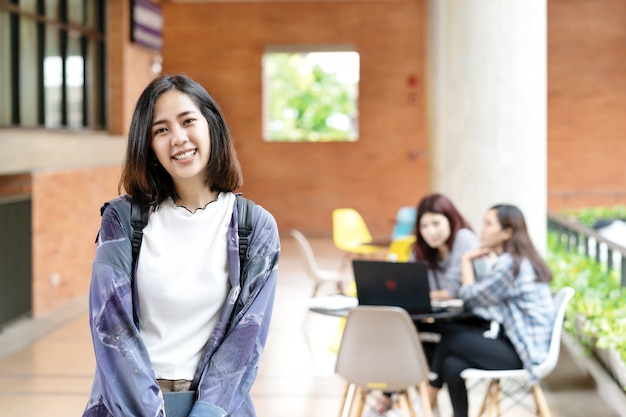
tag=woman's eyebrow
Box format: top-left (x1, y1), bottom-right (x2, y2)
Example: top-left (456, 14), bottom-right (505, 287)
top-left (152, 110), bottom-right (197, 127)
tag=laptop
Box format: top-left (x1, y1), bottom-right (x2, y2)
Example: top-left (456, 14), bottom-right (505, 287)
top-left (352, 259), bottom-right (444, 315)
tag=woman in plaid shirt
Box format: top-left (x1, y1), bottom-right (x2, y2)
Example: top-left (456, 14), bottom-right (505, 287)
top-left (428, 204), bottom-right (555, 417)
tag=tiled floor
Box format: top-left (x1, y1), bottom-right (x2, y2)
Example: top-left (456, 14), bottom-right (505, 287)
top-left (0, 235), bottom-right (622, 417)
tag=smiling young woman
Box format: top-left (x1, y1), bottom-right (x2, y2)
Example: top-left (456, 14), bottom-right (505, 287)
top-left (82, 74), bottom-right (280, 417)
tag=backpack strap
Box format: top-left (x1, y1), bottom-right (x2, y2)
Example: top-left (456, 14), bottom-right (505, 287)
top-left (235, 194), bottom-right (255, 275)
top-left (129, 196), bottom-right (149, 327)
top-left (130, 196), bottom-right (149, 277)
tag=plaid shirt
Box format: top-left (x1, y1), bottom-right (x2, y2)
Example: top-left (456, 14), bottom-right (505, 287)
top-left (459, 253), bottom-right (555, 384)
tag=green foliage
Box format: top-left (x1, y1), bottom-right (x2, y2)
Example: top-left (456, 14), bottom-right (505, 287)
top-left (561, 205), bottom-right (626, 227)
top-left (264, 52), bottom-right (358, 142)
top-left (547, 230), bottom-right (626, 367)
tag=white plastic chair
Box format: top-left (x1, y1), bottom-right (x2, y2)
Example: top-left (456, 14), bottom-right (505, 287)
top-left (290, 229), bottom-right (353, 297)
top-left (335, 306), bottom-right (433, 417)
top-left (460, 286), bottom-right (575, 417)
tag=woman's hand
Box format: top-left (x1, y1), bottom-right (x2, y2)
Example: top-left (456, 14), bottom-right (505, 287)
top-left (430, 289), bottom-right (451, 300)
top-left (461, 247), bottom-right (492, 286)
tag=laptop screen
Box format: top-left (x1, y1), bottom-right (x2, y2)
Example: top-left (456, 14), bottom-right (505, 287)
top-left (352, 259), bottom-right (434, 314)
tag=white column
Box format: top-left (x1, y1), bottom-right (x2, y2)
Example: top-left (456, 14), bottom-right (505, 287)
top-left (426, 0), bottom-right (548, 253)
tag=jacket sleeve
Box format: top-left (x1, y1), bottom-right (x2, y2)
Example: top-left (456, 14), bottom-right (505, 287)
top-left (189, 205), bottom-right (280, 417)
top-left (459, 253), bottom-right (515, 308)
top-left (87, 203), bottom-right (164, 417)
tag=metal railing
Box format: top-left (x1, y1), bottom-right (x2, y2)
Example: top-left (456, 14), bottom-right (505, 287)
top-left (548, 212), bottom-right (626, 287)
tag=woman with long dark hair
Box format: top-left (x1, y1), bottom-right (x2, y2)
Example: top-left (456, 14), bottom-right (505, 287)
top-left (413, 193), bottom-right (477, 300)
top-left (370, 194), bottom-right (480, 417)
top-left (427, 204), bottom-right (555, 417)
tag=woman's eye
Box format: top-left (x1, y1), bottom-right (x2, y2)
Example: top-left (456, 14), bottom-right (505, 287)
top-left (154, 127), bottom-right (167, 135)
top-left (183, 118), bottom-right (195, 125)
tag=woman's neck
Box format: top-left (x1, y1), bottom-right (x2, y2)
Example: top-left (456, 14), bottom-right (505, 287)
top-left (174, 185), bottom-right (218, 213)
top-left (437, 245), bottom-right (449, 261)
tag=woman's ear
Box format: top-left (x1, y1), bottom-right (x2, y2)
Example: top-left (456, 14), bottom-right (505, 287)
top-left (502, 227), bottom-right (514, 241)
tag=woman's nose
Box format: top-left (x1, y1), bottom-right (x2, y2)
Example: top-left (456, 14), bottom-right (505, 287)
top-left (170, 125), bottom-right (188, 145)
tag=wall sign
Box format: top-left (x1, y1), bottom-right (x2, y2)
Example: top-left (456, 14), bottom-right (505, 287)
top-left (131, 0), bottom-right (163, 51)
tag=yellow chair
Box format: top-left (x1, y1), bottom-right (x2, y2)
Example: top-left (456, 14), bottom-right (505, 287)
top-left (332, 208), bottom-right (388, 256)
top-left (386, 235), bottom-right (416, 262)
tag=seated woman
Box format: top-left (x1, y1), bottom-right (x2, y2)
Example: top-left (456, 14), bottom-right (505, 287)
top-left (413, 193), bottom-right (478, 300)
top-left (428, 204), bottom-right (555, 417)
top-left (369, 193), bottom-right (481, 417)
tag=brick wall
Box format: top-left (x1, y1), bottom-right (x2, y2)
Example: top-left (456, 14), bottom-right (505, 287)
top-left (107, 0), bottom-right (161, 136)
top-left (159, 0), bottom-right (428, 237)
top-left (31, 166), bottom-right (121, 316)
top-left (547, 0), bottom-right (626, 211)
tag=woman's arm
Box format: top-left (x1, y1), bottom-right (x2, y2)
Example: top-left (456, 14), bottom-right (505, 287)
top-left (460, 253), bottom-right (516, 308)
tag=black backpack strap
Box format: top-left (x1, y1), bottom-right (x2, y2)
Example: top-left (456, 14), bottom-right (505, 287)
top-left (236, 194), bottom-right (255, 275)
top-left (129, 196), bottom-right (149, 327)
top-left (130, 197), bottom-right (149, 271)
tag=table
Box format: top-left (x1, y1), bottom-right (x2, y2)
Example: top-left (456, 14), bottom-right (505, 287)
top-left (308, 295), bottom-right (474, 323)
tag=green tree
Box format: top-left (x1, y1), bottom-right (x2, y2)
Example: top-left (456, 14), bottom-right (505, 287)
top-left (264, 52), bottom-right (358, 142)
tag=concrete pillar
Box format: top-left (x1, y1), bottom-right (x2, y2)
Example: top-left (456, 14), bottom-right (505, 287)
top-left (425, 0), bottom-right (548, 253)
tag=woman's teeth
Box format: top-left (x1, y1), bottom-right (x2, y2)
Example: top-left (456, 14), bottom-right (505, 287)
top-left (174, 150), bottom-right (196, 160)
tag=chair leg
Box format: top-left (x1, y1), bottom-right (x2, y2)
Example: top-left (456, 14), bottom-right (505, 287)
top-left (312, 283), bottom-right (321, 298)
top-left (416, 381), bottom-right (433, 417)
top-left (475, 379), bottom-right (496, 417)
top-left (396, 391), bottom-right (409, 417)
top-left (494, 383), bottom-right (501, 417)
top-left (351, 387), bottom-right (366, 417)
top-left (338, 382), bottom-right (355, 417)
top-left (339, 252), bottom-right (353, 272)
top-left (531, 384), bottom-right (552, 417)
top-left (482, 380), bottom-right (500, 417)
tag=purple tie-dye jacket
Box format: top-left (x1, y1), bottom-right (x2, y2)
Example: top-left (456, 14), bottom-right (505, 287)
top-left (82, 195), bottom-right (280, 417)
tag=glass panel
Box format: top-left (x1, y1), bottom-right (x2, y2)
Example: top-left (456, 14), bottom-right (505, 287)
top-left (0, 11), bottom-right (13, 125)
top-left (67, 0), bottom-right (84, 24)
top-left (66, 33), bottom-right (84, 128)
top-left (84, 0), bottom-right (97, 29)
top-left (45, 0), bottom-right (60, 20)
top-left (19, 15), bottom-right (39, 127)
top-left (44, 25), bottom-right (62, 128)
top-left (19, 0), bottom-right (37, 13)
top-left (85, 38), bottom-right (104, 128)
top-left (2, 0), bottom-right (104, 129)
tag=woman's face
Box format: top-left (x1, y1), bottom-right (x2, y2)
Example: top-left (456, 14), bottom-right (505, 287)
top-left (418, 212), bottom-right (451, 250)
top-left (480, 209), bottom-right (510, 253)
top-left (151, 89), bottom-right (211, 187)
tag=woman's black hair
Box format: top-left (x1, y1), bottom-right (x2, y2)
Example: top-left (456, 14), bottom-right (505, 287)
top-left (119, 74), bottom-right (242, 205)
top-left (413, 193), bottom-right (473, 270)
top-left (491, 204), bottom-right (552, 283)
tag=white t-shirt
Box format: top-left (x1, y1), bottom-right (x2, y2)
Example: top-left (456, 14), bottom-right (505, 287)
top-left (137, 192), bottom-right (235, 380)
